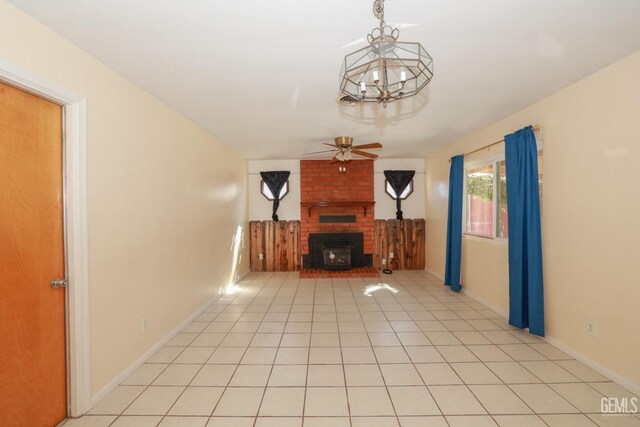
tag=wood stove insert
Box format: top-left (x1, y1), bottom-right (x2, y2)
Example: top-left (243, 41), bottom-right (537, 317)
top-left (323, 247), bottom-right (351, 271)
top-left (303, 232), bottom-right (373, 270)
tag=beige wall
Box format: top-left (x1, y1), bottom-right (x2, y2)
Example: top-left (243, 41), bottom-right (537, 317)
top-left (426, 50), bottom-right (640, 390)
top-left (0, 0), bottom-right (250, 396)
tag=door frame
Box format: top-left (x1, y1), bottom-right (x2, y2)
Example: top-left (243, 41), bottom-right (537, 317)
top-left (0, 59), bottom-right (91, 416)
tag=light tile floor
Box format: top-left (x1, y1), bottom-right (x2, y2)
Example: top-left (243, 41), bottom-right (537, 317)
top-left (66, 271), bottom-right (640, 427)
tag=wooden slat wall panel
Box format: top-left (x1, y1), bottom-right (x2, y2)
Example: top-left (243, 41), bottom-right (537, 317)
top-left (388, 220), bottom-right (400, 270)
top-left (277, 221), bottom-right (288, 271)
top-left (249, 220), bottom-right (301, 272)
top-left (265, 221), bottom-right (275, 271)
top-left (249, 221), bottom-right (264, 272)
top-left (413, 219), bottom-right (426, 270)
top-left (252, 219), bottom-right (422, 272)
top-left (374, 219), bottom-right (425, 270)
top-left (287, 221), bottom-right (300, 271)
top-left (374, 220), bottom-right (388, 271)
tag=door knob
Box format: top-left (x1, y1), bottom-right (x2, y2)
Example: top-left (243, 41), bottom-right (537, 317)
top-left (50, 278), bottom-right (68, 289)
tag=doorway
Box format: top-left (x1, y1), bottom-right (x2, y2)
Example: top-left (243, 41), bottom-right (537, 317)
top-left (0, 58), bottom-right (91, 419)
top-left (0, 82), bottom-right (67, 425)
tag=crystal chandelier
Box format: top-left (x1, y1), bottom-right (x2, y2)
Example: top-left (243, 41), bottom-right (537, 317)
top-left (339, 0), bottom-right (433, 107)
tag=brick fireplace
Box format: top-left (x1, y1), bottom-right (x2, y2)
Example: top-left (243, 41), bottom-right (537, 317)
top-left (300, 160), bottom-right (375, 271)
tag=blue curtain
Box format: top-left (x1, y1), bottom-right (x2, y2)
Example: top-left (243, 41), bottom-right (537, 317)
top-left (505, 126), bottom-right (544, 336)
top-left (444, 155), bottom-right (464, 292)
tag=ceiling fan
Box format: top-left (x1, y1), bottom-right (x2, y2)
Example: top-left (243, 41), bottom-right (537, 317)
top-left (303, 137), bottom-right (382, 162)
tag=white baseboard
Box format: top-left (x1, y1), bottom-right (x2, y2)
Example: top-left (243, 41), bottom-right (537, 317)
top-left (426, 268), bottom-right (509, 318)
top-left (460, 287), bottom-right (509, 318)
top-left (425, 268), bottom-right (444, 281)
top-left (90, 292), bottom-right (222, 407)
top-left (456, 285), bottom-right (640, 397)
top-left (89, 269), bottom-right (252, 408)
top-left (543, 335), bottom-right (640, 397)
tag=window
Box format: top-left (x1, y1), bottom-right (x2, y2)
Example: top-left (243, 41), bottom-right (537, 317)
top-left (385, 180), bottom-right (413, 199)
top-left (497, 160), bottom-right (508, 238)
top-left (260, 180), bottom-right (289, 201)
top-left (465, 151), bottom-right (542, 239)
top-left (496, 151), bottom-right (543, 238)
top-left (465, 164), bottom-right (494, 237)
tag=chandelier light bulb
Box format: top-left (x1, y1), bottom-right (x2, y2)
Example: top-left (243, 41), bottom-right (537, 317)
top-left (372, 70), bottom-right (379, 82)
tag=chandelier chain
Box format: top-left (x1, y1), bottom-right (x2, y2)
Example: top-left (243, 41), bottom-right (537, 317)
top-left (373, 0), bottom-right (385, 26)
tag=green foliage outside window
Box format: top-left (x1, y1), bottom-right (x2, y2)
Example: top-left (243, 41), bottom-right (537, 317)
top-left (466, 168), bottom-right (494, 202)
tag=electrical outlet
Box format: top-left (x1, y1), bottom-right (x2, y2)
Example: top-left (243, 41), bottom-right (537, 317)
top-left (389, 252), bottom-right (394, 259)
top-left (258, 253), bottom-right (264, 260)
top-left (381, 258), bottom-right (387, 266)
top-left (141, 318), bottom-right (148, 333)
top-left (587, 321), bottom-right (596, 337)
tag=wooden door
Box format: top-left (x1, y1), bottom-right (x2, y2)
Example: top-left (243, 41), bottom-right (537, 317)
top-left (0, 82), bottom-right (67, 426)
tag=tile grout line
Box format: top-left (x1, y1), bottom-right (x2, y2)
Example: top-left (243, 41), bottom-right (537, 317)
top-left (413, 273), bottom-right (546, 425)
top-left (380, 276), bottom-right (452, 426)
top-left (162, 272), bottom-right (265, 424)
top-left (252, 272), bottom-right (299, 426)
top-left (349, 276), bottom-right (404, 427)
top-left (106, 272), bottom-right (260, 425)
top-left (297, 274), bottom-right (315, 427)
top-left (334, 276), bottom-right (355, 427)
top-left (82, 270), bottom-right (638, 427)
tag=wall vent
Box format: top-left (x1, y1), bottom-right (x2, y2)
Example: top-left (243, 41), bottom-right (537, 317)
top-left (319, 215), bottom-right (357, 223)
top-left (337, 95), bottom-right (359, 106)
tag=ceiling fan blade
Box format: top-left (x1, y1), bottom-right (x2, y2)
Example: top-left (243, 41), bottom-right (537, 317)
top-left (303, 149), bottom-right (338, 156)
top-left (352, 142), bottom-right (383, 150)
top-left (352, 150), bottom-right (379, 159)
top-left (323, 142), bottom-right (339, 148)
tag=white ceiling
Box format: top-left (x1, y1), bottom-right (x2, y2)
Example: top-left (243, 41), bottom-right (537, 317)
top-left (10, 0), bottom-right (640, 159)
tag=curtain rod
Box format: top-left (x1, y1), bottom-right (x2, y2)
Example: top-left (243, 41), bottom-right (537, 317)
top-left (448, 125), bottom-right (541, 163)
